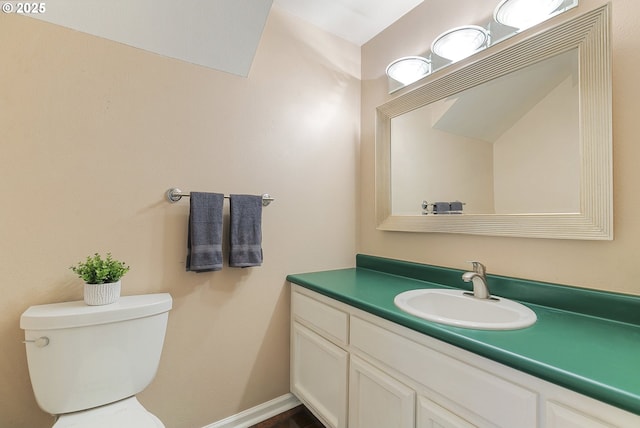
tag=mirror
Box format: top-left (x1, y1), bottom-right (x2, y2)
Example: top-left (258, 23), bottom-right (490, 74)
top-left (376, 4), bottom-right (612, 239)
top-left (392, 49), bottom-right (580, 215)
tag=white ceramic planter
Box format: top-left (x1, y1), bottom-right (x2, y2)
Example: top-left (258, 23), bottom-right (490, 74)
top-left (84, 280), bottom-right (121, 305)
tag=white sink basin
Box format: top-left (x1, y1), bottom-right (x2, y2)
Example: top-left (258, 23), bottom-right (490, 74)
top-left (394, 289), bottom-right (537, 330)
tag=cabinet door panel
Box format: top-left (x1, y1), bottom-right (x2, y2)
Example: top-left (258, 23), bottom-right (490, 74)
top-left (546, 401), bottom-right (617, 428)
top-left (417, 396), bottom-right (479, 428)
top-left (349, 355), bottom-right (415, 428)
top-left (291, 322), bottom-right (348, 428)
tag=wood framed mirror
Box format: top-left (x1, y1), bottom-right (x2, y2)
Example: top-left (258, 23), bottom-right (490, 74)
top-left (375, 4), bottom-right (612, 239)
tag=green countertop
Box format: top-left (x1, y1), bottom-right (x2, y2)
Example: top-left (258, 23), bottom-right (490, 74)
top-left (287, 255), bottom-right (640, 416)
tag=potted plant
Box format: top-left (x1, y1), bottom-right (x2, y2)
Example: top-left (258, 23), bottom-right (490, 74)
top-left (70, 253), bottom-right (130, 305)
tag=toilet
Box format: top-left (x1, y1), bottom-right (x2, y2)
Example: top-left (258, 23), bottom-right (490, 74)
top-left (20, 293), bottom-right (172, 427)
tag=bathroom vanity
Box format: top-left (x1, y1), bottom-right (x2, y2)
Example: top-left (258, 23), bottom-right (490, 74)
top-left (287, 255), bottom-right (640, 428)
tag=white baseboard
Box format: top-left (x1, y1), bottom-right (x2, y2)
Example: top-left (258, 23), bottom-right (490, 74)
top-left (203, 393), bottom-right (301, 428)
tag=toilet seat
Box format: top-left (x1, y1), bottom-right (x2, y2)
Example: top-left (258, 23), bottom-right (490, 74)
top-left (52, 397), bottom-right (164, 428)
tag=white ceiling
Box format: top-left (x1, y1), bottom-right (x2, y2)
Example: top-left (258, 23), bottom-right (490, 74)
top-left (273, 0), bottom-right (425, 46)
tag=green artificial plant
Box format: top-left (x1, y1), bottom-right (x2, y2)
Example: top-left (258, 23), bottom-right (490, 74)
top-left (70, 253), bottom-right (130, 284)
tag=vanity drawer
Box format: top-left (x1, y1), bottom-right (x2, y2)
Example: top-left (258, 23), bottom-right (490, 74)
top-left (350, 316), bottom-right (538, 428)
top-left (292, 288), bottom-right (348, 346)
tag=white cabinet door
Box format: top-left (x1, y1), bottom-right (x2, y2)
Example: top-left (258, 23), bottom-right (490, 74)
top-left (417, 395), bottom-right (479, 428)
top-left (349, 355), bottom-right (415, 428)
top-left (291, 322), bottom-right (348, 428)
top-left (546, 401), bottom-right (618, 428)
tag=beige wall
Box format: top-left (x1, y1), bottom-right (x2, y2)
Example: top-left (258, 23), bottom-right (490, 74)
top-left (360, 0), bottom-right (640, 296)
top-left (493, 75), bottom-right (580, 214)
top-left (0, 7), bottom-right (359, 428)
top-left (391, 108), bottom-right (495, 214)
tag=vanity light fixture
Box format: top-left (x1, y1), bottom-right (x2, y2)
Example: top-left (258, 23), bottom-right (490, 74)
top-left (385, 56), bottom-right (431, 85)
top-left (494, 0), bottom-right (565, 30)
top-left (431, 25), bottom-right (489, 62)
top-left (385, 0), bottom-right (577, 92)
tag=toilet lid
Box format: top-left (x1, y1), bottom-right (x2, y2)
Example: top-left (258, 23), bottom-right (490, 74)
top-left (52, 397), bottom-right (164, 428)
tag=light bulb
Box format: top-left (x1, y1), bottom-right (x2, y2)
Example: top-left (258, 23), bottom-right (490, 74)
top-left (494, 0), bottom-right (565, 30)
top-left (386, 56), bottom-right (431, 85)
top-left (431, 26), bottom-right (489, 62)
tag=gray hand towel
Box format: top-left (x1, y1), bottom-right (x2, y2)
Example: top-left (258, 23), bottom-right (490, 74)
top-left (229, 194), bottom-right (263, 267)
top-left (186, 192), bottom-right (224, 272)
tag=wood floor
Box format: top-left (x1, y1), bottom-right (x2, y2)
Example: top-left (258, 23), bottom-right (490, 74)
top-left (249, 405), bottom-right (325, 428)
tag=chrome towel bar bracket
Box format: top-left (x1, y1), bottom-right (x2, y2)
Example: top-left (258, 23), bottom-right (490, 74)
top-left (165, 188), bottom-right (275, 207)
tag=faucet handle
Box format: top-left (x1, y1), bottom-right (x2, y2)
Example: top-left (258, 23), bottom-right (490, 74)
top-left (467, 261), bottom-right (486, 276)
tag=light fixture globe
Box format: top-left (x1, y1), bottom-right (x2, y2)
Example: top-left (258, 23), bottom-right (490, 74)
top-left (385, 56), bottom-right (431, 85)
top-left (431, 25), bottom-right (489, 62)
top-left (494, 0), bottom-right (565, 30)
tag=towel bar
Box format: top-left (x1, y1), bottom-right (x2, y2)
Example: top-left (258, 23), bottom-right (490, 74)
top-left (166, 188), bottom-right (274, 207)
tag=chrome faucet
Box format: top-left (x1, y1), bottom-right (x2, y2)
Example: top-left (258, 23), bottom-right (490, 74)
top-left (462, 261), bottom-right (490, 299)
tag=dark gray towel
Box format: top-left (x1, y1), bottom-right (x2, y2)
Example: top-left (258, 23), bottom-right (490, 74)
top-left (186, 192), bottom-right (224, 272)
top-left (229, 194), bottom-right (263, 267)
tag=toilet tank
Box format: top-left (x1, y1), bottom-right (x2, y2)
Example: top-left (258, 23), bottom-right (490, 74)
top-left (20, 293), bottom-right (172, 415)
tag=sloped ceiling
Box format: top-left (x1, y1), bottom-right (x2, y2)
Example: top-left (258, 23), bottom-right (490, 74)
top-left (25, 0), bottom-right (424, 76)
top-left (432, 50), bottom-right (578, 143)
top-left (27, 0), bottom-right (273, 77)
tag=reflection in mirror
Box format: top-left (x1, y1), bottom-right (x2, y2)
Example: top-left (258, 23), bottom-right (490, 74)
top-left (391, 49), bottom-right (579, 215)
top-left (376, 5), bottom-right (612, 239)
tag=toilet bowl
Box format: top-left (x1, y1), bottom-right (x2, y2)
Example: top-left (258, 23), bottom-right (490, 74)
top-left (20, 293), bottom-right (172, 427)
